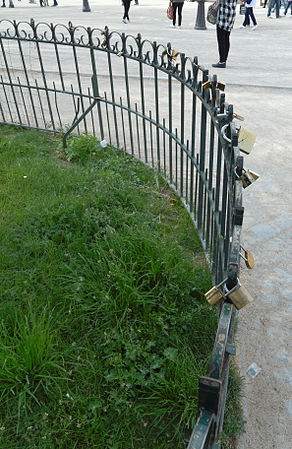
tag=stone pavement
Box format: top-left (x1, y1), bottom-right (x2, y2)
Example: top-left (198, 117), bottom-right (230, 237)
top-left (1, 1), bottom-right (292, 448)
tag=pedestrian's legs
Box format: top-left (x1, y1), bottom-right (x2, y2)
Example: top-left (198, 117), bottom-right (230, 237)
top-left (243, 8), bottom-right (250, 26)
top-left (172, 4), bottom-right (178, 26)
top-left (177, 3), bottom-right (183, 26)
top-left (1, 0), bottom-right (5, 6)
top-left (122, 0), bottom-right (130, 20)
top-left (249, 7), bottom-right (257, 24)
top-left (216, 26), bottom-right (230, 64)
top-left (267, 0), bottom-right (275, 15)
top-left (275, 0), bottom-right (280, 15)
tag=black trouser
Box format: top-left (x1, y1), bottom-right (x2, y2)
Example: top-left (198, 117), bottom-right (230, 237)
top-left (243, 7), bottom-right (257, 25)
top-left (216, 25), bottom-right (230, 63)
top-left (122, 0), bottom-right (131, 19)
top-left (172, 3), bottom-right (183, 26)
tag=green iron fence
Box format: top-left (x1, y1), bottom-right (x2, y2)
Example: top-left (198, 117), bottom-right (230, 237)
top-left (0, 19), bottom-right (246, 448)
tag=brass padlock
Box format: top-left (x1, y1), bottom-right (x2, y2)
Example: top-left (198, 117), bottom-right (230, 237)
top-left (240, 246), bottom-right (255, 269)
top-left (225, 280), bottom-right (254, 310)
top-left (217, 81), bottom-right (225, 92)
top-left (202, 80), bottom-right (212, 91)
top-left (240, 169), bottom-right (260, 189)
top-left (237, 127), bottom-right (256, 154)
top-left (204, 279), bottom-right (226, 307)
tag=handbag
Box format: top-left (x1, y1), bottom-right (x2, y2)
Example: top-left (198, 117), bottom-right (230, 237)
top-left (207, 0), bottom-right (221, 25)
top-left (239, 4), bottom-right (246, 14)
top-left (167, 1), bottom-right (174, 20)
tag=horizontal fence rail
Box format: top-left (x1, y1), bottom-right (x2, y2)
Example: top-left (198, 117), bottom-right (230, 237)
top-left (0, 19), bottom-right (246, 448)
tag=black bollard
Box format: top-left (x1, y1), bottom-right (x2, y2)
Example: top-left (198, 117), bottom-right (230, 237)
top-left (82, 0), bottom-right (91, 12)
top-left (195, 0), bottom-right (207, 30)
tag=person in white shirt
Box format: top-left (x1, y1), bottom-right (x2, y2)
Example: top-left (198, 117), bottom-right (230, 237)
top-left (240, 0), bottom-right (258, 30)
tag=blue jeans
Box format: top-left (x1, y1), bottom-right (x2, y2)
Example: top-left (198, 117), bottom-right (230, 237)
top-left (267, 0), bottom-right (280, 16)
top-left (285, 1), bottom-right (292, 12)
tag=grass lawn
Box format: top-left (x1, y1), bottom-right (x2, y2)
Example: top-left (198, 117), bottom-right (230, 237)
top-left (0, 126), bottom-right (227, 448)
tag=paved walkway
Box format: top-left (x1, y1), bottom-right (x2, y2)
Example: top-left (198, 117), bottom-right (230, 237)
top-left (1, 2), bottom-right (292, 448)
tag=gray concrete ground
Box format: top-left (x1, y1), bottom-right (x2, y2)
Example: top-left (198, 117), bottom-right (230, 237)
top-left (1, 1), bottom-right (292, 448)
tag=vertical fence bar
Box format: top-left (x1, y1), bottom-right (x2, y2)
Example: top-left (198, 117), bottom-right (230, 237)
top-left (16, 38), bottom-right (39, 127)
top-left (122, 42), bottom-right (134, 155)
top-left (135, 103), bottom-right (141, 159)
top-left (33, 34), bottom-right (55, 129)
top-left (1, 75), bottom-right (13, 122)
top-left (149, 110), bottom-right (154, 167)
top-left (71, 44), bottom-right (87, 133)
top-left (104, 92), bottom-right (112, 145)
top-left (35, 80), bottom-right (46, 127)
top-left (186, 140), bottom-right (189, 204)
top-left (88, 29), bottom-right (104, 140)
top-left (197, 71), bottom-right (208, 230)
top-left (106, 51), bottom-right (120, 148)
top-left (0, 39), bottom-right (22, 124)
top-left (175, 128), bottom-right (178, 188)
top-left (190, 86), bottom-right (197, 214)
top-left (153, 58), bottom-right (161, 172)
top-left (138, 58), bottom-right (148, 163)
top-left (168, 73), bottom-right (173, 184)
top-left (163, 118), bottom-right (166, 175)
top-left (88, 87), bottom-right (96, 137)
top-left (120, 97), bottom-right (126, 152)
top-left (17, 76), bottom-right (30, 126)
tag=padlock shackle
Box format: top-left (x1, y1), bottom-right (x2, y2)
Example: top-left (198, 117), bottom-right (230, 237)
top-left (224, 278), bottom-right (241, 296)
top-left (221, 124), bottom-right (232, 144)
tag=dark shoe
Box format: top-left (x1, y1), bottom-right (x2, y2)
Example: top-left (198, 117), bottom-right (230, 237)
top-left (212, 62), bottom-right (226, 68)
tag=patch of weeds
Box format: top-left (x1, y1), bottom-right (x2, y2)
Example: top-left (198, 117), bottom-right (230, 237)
top-left (62, 133), bottom-right (100, 162)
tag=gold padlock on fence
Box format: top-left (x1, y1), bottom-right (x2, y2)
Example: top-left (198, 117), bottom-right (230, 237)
top-left (240, 169), bottom-right (260, 189)
top-left (225, 280), bottom-right (254, 310)
top-left (204, 279), bottom-right (226, 307)
top-left (237, 127), bottom-right (256, 155)
top-left (240, 245), bottom-right (255, 269)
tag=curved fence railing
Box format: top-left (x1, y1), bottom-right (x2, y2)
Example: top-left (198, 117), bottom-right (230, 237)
top-left (0, 20), bottom-right (247, 448)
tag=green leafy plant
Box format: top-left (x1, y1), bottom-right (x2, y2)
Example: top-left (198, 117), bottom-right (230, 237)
top-left (63, 133), bottom-right (99, 162)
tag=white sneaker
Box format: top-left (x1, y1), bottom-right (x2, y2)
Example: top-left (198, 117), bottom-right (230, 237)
top-left (178, 25), bottom-right (181, 29)
top-left (122, 18), bottom-right (127, 23)
top-left (251, 24), bottom-right (258, 30)
top-left (239, 25), bottom-right (246, 28)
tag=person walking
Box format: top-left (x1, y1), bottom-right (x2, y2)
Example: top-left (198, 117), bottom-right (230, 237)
top-left (240, 0), bottom-right (258, 29)
top-left (1, 0), bottom-right (15, 7)
top-left (171, 0), bottom-right (185, 29)
top-left (51, 0), bottom-right (58, 5)
top-left (122, 0), bottom-right (132, 23)
top-left (267, 0), bottom-right (280, 17)
top-left (284, 0), bottom-right (292, 13)
top-left (212, 0), bottom-right (237, 68)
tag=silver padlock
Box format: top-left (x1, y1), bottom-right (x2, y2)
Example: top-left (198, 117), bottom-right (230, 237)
top-left (204, 278), bottom-right (227, 307)
top-left (224, 279), bottom-right (254, 310)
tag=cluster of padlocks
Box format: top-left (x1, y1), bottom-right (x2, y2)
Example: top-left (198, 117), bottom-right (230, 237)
top-left (205, 114), bottom-right (259, 311)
